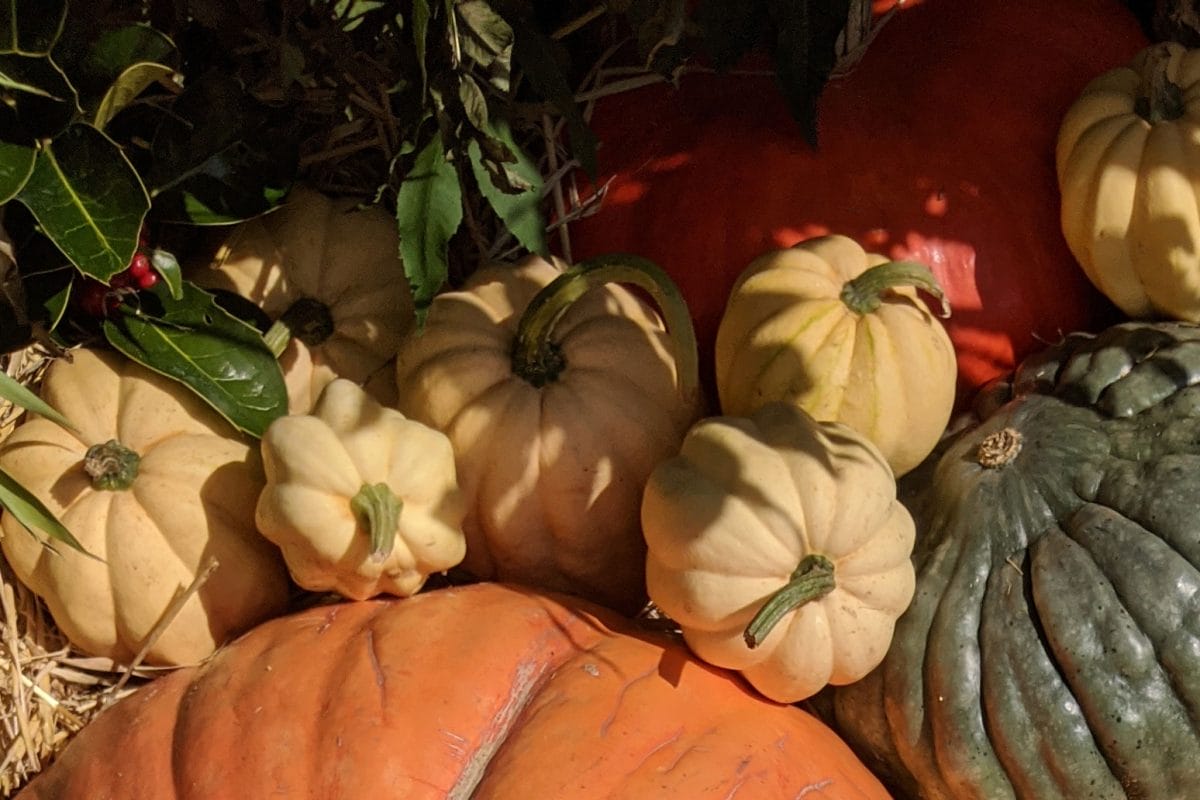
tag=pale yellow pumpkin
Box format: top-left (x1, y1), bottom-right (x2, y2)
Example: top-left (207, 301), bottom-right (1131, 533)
top-left (189, 185), bottom-right (413, 413)
top-left (1057, 42), bottom-right (1200, 321)
top-left (715, 234), bottom-right (956, 477)
top-left (256, 379), bottom-right (466, 600)
top-left (0, 349), bottom-right (290, 666)
top-left (642, 401), bottom-right (916, 704)
top-left (395, 253), bottom-right (701, 613)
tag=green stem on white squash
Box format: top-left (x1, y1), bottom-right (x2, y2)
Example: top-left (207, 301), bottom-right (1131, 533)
top-left (350, 482), bottom-right (403, 562)
top-left (263, 297), bottom-right (336, 358)
top-left (744, 553), bottom-right (837, 649)
top-left (1135, 43), bottom-right (1185, 124)
top-left (511, 254), bottom-right (700, 403)
top-left (83, 440), bottom-right (140, 491)
top-left (839, 260), bottom-right (951, 318)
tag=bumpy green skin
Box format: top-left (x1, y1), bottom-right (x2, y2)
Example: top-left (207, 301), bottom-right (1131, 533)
top-left (829, 322), bottom-right (1200, 799)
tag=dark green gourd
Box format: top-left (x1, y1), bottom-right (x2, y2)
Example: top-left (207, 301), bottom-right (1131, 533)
top-left (829, 321), bottom-right (1200, 799)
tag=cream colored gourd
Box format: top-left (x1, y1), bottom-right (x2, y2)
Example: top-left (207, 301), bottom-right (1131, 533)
top-left (641, 401), bottom-right (916, 704)
top-left (189, 185), bottom-right (414, 413)
top-left (395, 253), bottom-right (701, 613)
top-left (0, 349), bottom-right (290, 666)
top-left (714, 234), bottom-right (956, 478)
top-left (1057, 42), bottom-right (1200, 321)
top-left (255, 379), bottom-right (466, 600)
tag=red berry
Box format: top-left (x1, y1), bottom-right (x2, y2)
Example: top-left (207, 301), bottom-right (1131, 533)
top-left (129, 252), bottom-right (151, 277)
top-left (136, 270), bottom-right (159, 289)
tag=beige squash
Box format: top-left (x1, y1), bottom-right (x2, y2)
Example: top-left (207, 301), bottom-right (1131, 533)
top-left (642, 401), bottom-right (916, 703)
top-left (256, 379), bottom-right (467, 600)
top-left (1057, 42), bottom-right (1200, 321)
top-left (395, 253), bottom-right (701, 613)
top-left (189, 185), bottom-right (413, 413)
top-left (0, 349), bottom-right (290, 666)
top-left (715, 234), bottom-right (956, 477)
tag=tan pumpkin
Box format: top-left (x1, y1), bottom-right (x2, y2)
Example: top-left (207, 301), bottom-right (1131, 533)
top-left (189, 185), bottom-right (414, 413)
top-left (715, 234), bottom-right (956, 477)
top-left (1057, 42), bottom-right (1200, 321)
top-left (256, 378), bottom-right (467, 600)
top-left (395, 253), bottom-right (701, 613)
top-left (0, 349), bottom-right (290, 666)
top-left (642, 401), bottom-right (916, 703)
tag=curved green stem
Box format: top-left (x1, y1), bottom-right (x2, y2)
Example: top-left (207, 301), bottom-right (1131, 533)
top-left (83, 440), bottom-right (140, 491)
top-left (511, 254), bottom-right (700, 403)
top-left (744, 553), bottom-right (837, 649)
top-left (840, 260), bottom-right (951, 318)
top-left (264, 297), bottom-right (336, 358)
top-left (350, 482), bottom-right (403, 562)
top-left (1135, 43), bottom-right (1185, 124)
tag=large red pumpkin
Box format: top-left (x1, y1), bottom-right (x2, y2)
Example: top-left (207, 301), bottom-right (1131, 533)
top-left (567, 0), bottom-right (1148, 404)
top-left (17, 583), bottom-right (891, 799)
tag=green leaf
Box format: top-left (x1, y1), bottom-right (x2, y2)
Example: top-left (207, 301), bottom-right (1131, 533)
top-left (74, 24), bottom-right (177, 95)
top-left (148, 247), bottom-right (183, 300)
top-left (0, 370), bottom-right (78, 432)
top-left (413, 0), bottom-right (430, 96)
top-left (43, 281), bottom-right (69, 330)
top-left (0, 0), bottom-right (67, 55)
top-left (695, 0), bottom-right (768, 71)
top-left (93, 62), bottom-right (178, 130)
top-left (397, 132), bottom-right (462, 320)
top-left (456, 0), bottom-right (514, 78)
top-left (458, 73), bottom-right (490, 132)
top-left (102, 280), bottom-right (288, 438)
top-left (0, 139), bottom-right (36, 203)
top-left (498, 2), bottom-right (597, 178)
top-left (767, 0), bottom-right (850, 146)
top-left (0, 467), bottom-right (90, 556)
top-left (16, 124), bottom-right (149, 282)
top-left (468, 121), bottom-right (547, 256)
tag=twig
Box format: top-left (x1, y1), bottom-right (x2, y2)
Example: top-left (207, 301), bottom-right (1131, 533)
top-left (551, 4), bottom-right (608, 40)
top-left (0, 580), bottom-right (36, 773)
top-left (542, 113), bottom-right (571, 261)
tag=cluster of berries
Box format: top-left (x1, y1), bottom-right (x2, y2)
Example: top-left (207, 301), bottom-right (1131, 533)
top-left (76, 228), bottom-right (160, 317)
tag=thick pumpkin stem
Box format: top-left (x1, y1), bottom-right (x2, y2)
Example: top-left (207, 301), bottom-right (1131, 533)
top-left (1135, 44), bottom-right (1185, 124)
top-left (511, 254), bottom-right (700, 403)
top-left (744, 554), bottom-right (837, 649)
top-left (350, 482), bottom-right (403, 562)
top-left (976, 427), bottom-right (1022, 468)
top-left (839, 260), bottom-right (951, 318)
top-left (84, 440), bottom-right (140, 491)
top-left (264, 297), bottom-right (336, 357)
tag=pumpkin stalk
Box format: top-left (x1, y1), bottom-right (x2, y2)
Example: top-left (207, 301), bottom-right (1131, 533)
top-left (350, 482), bottom-right (403, 562)
top-left (1135, 44), bottom-right (1185, 124)
top-left (839, 260), bottom-right (951, 318)
top-left (511, 254), bottom-right (700, 402)
top-left (264, 297), bottom-right (336, 357)
top-left (84, 440), bottom-right (140, 491)
top-left (744, 554), bottom-right (837, 649)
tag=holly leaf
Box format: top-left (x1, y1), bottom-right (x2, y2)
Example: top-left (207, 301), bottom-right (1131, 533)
top-left (0, 53), bottom-right (77, 139)
top-left (148, 247), bottom-right (183, 300)
top-left (397, 132), bottom-right (463, 321)
top-left (16, 123), bottom-right (149, 282)
top-left (767, 0), bottom-right (851, 146)
top-left (694, 0), bottom-right (768, 70)
top-left (102, 280), bottom-right (288, 438)
top-left (468, 120), bottom-right (547, 256)
top-left (0, 139), bottom-right (36, 203)
top-left (0, 0), bottom-right (68, 55)
top-left (0, 468), bottom-right (90, 556)
top-left (93, 62), bottom-right (178, 130)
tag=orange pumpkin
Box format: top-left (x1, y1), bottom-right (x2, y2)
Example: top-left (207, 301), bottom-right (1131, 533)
top-left (17, 583), bottom-right (891, 799)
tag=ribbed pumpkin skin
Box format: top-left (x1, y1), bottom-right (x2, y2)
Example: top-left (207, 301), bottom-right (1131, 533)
top-left (16, 583), bottom-right (891, 800)
top-left (568, 0), bottom-right (1147, 401)
top-left (829, 322), bottom-right (1200, 799)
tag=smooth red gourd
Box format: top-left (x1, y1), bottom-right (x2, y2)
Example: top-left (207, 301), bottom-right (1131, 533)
top-left (17, 583), bottom-right (891, 800)
top-left (567, 0), bottom-right (1148, 403)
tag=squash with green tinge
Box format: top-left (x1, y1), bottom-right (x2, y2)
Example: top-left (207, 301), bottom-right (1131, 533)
top-left (829, 320), bottom-right (1200, 800)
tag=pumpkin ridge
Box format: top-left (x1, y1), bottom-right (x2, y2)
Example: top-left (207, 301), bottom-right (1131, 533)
top-left (746, 301), bottom-right (846, 408)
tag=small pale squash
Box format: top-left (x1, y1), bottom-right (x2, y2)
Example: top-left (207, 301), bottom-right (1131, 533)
top-left (15, 583), bottom-right (893, 800)
top-left (395, 253), bottom-right (702, 613)
top-left (189, 185), bottom-right (414, 413)
top-left (0, 349), bottom-right (290, 666)
top-left (715, 235), bottom-right (956, 477)
top-left (256, 378), bottom-right (467, 600)
top-left (642, 401), bottom-right (916, 704)
top-left (1057, 42), bottom-right (1200, 321)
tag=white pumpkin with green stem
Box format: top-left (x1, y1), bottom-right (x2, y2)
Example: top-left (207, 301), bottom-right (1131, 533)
top-left (395, 253), bottom-right (702, 613)
top-left (641, 401), bottom-right (916, 703)
top-left (255, 378), bottom-right (467, 600)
